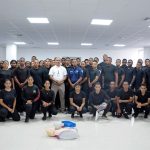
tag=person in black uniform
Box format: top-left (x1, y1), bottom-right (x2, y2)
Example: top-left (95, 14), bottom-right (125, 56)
top-left (145, 65), bottom-right (150, 91)
top-left (22, 76), bottom-right (40, 122)
top-left (10, 60), bottom-right (17, 72)
top-left (124, 59), bottom-right (134, 87)
top-left (101, 57), bottom-right (118, 90)
top-left (0, 60), bottom-right (14, 89)
top-left (30, 59), bottom-right (47, 90)
top-left (0, 79), bottom-right (20, 122)
top-left (43, 58), bottom-right (51, 81)
top-left (142, 59), bottom-right (150, 72)
top-left (69, 84), bottom-right (86, 118)
top-left (116, 59), bottom-right (125, 88)
top-left (64, 57), bottom-right (72, 111)
top-left (30, 59), bottom-right (48, 112)
top-left (89, 82), bottom-right (110, 118)
top-left (41, 80), bottom-right (57, 120)
top-left (116, 81), bottom-right (134, 119)
top-left (14, 57), bottom-right (30, 113)
top-left (133, 84), bottom-right (150, 118)
top-left (25, 61), bottom-right (31, 69)
top-left (132, 62), bottom-right (145, 91)
top-left (80, 61), bottom-right (89, 107)
top-left (97, 54), bottom-right (108, 70)
top-left (88, 60), bottom-right (100, 91)
top-left (106, 81), bottom-right (118, 116)
top-left (121, 59), bottom-right (128, 71)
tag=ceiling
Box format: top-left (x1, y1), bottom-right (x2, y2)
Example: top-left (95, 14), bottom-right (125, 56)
top-left (0, 0), bottom-right (150, 50)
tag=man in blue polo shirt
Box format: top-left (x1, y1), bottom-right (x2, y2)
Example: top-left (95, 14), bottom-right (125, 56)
top-left (68, 59), bottom-right (83, 91)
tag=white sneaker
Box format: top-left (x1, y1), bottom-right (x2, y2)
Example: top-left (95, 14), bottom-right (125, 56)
top-left (95, 111), bottom-right (99, 121)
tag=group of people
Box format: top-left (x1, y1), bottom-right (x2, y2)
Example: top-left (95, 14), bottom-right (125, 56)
top-left (0, 54), bottom-right (149, 123)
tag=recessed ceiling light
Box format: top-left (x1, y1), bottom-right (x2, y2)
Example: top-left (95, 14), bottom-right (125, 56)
top-left (14, 42), bottom-right (26, 45)
top-left (148, 26), bottom-right (150, 28)
top-left (27, 18), bottom-right (49, 23)
top-left (81, 43), bottom-right (93, 46)
top-left (113, 44), bottom-right (126, 47)
top-left (48, 42), bottom-right (59, 45)
top-left (91, 19), bottom-right (113, 26)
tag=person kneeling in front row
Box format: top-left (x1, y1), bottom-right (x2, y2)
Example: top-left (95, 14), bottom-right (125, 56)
top-left (69, 84), bottom-right (86, 118)
top-left (0, 79), bottom-right (20, 122)
top-left (22, 76), bottom-right (40, 123)
top-left (88, 82), bottom-right (110, 119)
top-left (133, 84), bottom-right (150, 119)
top-left (41, 80), bottom-right (57, 120)
top-left (116, 81), bottom-right (134, 119)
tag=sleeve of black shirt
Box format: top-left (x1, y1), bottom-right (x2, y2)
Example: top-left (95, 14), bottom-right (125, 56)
top-left (96, 69), bottom-right (100, 77)
top-left (116, 89), bottom-right (121, 97)
top-left (102, 90), bottom-right (110, 103)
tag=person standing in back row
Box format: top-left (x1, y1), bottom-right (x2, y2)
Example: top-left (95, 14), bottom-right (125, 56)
top-left (14, 57), bottom-right (30, 113)
top-left (101, 57), bottom-right (118, 90)
top-left (49, 57), bottom-right (67, 112)
top-left (68, 59), bottom-right (83, 92)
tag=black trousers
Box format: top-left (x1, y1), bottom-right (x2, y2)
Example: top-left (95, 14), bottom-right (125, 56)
top-left (134, 105), bottom-right (149, 116)
top-left (119, 102), bottom-right (133, 115)
top-left (16, 85), bottom-right (24, 112)
top-left (89, 103), bottom-right (110, 116)
top-left (42, 104), bottom-right (57, 116)
top-left (0, 107), bottom-right (20, 121)
top-left (25, 102), bottom-right (39, 119)
top-left (65, 81), bottom-right (70, 109)
top-left (70, 106), bottom-right (87, 115)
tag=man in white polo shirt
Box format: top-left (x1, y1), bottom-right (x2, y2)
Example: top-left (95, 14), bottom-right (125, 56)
top-left (49, 57), bottom-right (67, 112)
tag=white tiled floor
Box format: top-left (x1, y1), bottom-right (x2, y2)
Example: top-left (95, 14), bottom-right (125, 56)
top-left (0, 113), bottom-right (150, 150)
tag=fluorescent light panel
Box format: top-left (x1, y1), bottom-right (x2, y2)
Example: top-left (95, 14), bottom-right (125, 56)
top-left (48, 42), bottom-right (59, 45)
top-left (113, 44), bottom-right (126, 47)
top-left (14, 42), bottom-right (26, 45)
top-left (81, 43), bottom-right (93, 46)
top-left (27, 18), bottom-right (49, 23)
top-left (91, 19), bottom-right (113, 25)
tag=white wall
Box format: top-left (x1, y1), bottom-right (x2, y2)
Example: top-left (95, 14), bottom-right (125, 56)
top-left (0, 47), bottom-right (6, 60)
top-left (17, 48), bottom-right (144, 66)
top-left (143, 47), bottom-right (150, 60)
top-left (1, 46), bottom-right (148, 66)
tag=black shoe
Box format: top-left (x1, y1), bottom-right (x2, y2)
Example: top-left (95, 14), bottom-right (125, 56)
top-left (42, 116), bottom-right (47, 120)
top-left (144, 114), bottom-right (148, 119)
top-left (79, 113), bottom-right (83, 118)
top-left (123, 113), bottom-right (129, 119)
top-left (112, 113), bottom-right (116, 117)
top-left (71, 114), bottom-right (74, 118)
top-left (0, 117), bottom-right (5, 122)
top-left (133, 113), bottom-right (138, 118)
top-left (102, 114), bottom-right (107, 119)
top-left (48, 114), bottom-right (52, 118)
top-left (116, 113), bottom-right (122, 118)
top-left (25, 117), bottom-right (29, 123)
